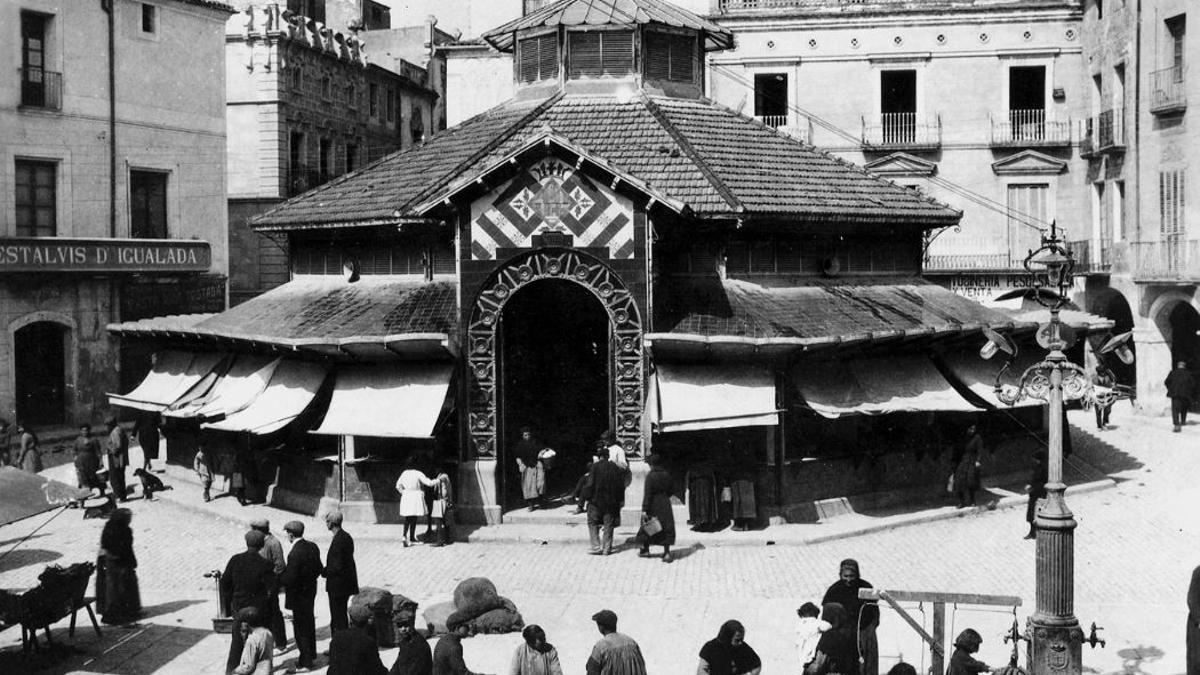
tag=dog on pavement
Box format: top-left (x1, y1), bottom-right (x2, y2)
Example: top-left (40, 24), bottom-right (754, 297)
top-left (133, 468), bottom-right (173, 501)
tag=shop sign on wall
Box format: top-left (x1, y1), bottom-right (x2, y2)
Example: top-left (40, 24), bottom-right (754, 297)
top-left (934, 272), bottom-right (1039, 302)
top-left (0, 238), bottom-right (211, 273)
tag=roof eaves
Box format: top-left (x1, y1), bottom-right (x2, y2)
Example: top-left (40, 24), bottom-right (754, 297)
top-left (640, 95), bottom-right (744, 214)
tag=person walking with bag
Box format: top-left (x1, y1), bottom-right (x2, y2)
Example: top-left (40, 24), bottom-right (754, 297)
top-left (638, 454), bottom-right (675, 563)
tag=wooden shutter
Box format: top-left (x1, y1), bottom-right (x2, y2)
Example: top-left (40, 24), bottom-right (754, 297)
top-left (644, 32), bottom-right (671, 80)
top-left (669, 34), bottom-right (695, 82)
top-left (536, 33), bottom-right (559, 80)
top-left (519, 36), bottom-right (540, 83)
top-left (601, 31), bottom-right (634, 75)
top-left (569, 32), bottom-right (602, 77)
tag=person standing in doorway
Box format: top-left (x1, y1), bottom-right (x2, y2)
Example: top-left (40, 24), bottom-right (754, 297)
top-left (953, 424), bottom-right (983, 508)
top-left (397, 457), bottom-right (436, 547)
top-left (251, 519), bottom-right (288, 651)
top-left (280, 520), bottom-right (321, 673)
top-left (585, 609), bottom-right (646, 675)
top-left (105, 416), bottom-right (130, 501)
top-left (323, 510), bottom-right (358, 634)
top-left (133, 413), bottom-right (161, 473)
top-left (16, 421), bottom-right (42, 474)
top-left (74, 423), bottom-right (105, 497)
top-left (514, 427), bottom-right (547, 511)
top-left (585, 443), bottom-right (625, 556)
top-left (1166, 361), bottom-right (1196, 432)
top-left (821, 559), bottom-right (880, 675)
top-left (221, 530), bottom-right (275, 675)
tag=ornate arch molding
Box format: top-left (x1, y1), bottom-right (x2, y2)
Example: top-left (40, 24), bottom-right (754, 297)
top-left (466, 249), bottom-right (644, 459)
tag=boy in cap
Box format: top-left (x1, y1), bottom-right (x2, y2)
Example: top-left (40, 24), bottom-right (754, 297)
top-left (280, 520), bottom-right (322, 673)
top-left (233, 606), bottom-right (274, 675)
top-left (586, 609), bottom-right (646, 675)
top-left (326, 603), bottom-right (386, 675)
top-left (251, 518), bottom-right (288, 650)
top-left (390, 605), bottom-right (432, 675)
top-left (222, 530), bottom-right (277, 675)
top-left (433, 612), bottom-right (483, 675)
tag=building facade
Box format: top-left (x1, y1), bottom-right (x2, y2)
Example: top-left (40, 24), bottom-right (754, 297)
top-left (2, 0), bottom-right (231, 426)
top-left (224, 1), bottom-right (441, 304)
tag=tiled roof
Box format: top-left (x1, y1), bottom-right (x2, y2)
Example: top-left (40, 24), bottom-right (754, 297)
top-left (713, 0), bottom-right (1078, 18)
top-left (253, 93), bottom-right (960, 230)
top-left (169, 0), bottom-right (236, 13)
top-left (108, 278), bottom-right (459, 356)
top-left (655, 276), bottom-right (1029, 343)
top-left (483, 0), bottom-right (735, 52)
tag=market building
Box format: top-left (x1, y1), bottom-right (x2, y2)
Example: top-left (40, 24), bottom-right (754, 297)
top-left (2, 0), bottom-right (232, 427)
top-left (108, 0), bottom-right (1112, 525)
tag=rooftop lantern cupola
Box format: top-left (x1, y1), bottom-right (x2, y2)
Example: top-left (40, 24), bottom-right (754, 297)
top-left (482, 0), bottom-right (734, 100)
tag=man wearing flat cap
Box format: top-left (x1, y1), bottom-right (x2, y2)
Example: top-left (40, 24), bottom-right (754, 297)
top-left (586, 609), bottom-right (646, 675)
top-left (281, 520), bottom-right (322, 673)
top-left (327, 602), bottom-right (387, 675)
top-left (432, 612), bottom-right (483, 675)
top-left (251, 518), bottom-right (288, 650)
top-left (222, 530), bottom-right (278, 675)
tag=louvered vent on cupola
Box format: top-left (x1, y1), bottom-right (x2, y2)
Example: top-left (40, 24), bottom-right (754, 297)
top-left (518, 32), bottom-right (560, 84)
top-left (567, 30), bottom-right (635, 78)
top-left (644, 31), bottom-right (697, 84)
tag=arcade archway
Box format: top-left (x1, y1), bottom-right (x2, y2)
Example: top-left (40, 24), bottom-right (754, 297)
top-left (14, 321), bottom-right (69, 425)
top-left (1087, 288), bottom-right (1136, 387)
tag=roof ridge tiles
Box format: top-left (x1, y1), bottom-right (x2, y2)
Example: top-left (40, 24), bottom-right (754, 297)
top-left (640, 94), bottom-right (743, 214)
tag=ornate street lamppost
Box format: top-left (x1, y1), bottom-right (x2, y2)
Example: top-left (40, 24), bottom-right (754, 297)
top-left (980, 223), bottom-right (1129, 675)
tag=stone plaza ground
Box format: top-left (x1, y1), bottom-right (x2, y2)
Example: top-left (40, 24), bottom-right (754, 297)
top-left (0, 404), bottom-right (1196, 674)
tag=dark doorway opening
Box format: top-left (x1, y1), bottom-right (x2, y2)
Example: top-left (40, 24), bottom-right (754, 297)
top-left (1089, 290), bottom-right (1137, 388)
top-left (1167, 303), bottom-right (1200, 411)
top-left (500, 280), bottom-right (610, 508)
top-left (1009, 65), bottom-right (1047, 139)
top-left (880, 69), bottom-right (917, 144)
top-left (15, 322), bottom-right (68, 426)
top-left (753, 73), bottom-right (788, 126)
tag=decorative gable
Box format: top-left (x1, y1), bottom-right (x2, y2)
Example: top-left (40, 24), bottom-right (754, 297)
top-left (863, 152), bottom-right (938, 177)
top-left (469, 156), bottom-right (635, 260)
top-left (991, 150), bottom-right (1068, 175)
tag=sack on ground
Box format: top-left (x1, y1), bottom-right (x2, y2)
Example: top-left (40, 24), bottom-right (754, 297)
top-left (452, 577), bottom-right (503, 618)
top-left (422, 600), bottom-right (455, 635)
top-left (469, 597), bottom-right (524, 634)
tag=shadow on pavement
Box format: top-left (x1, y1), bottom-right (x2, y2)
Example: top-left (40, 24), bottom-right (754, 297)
top-left (0, 620), bottom-right (214, 674)
top-left (0, 533), bottom-right (47, 549)
top-left (0, 548), bottom-right (62, 574)
top-left (139, 598), bottom-right (207, 621)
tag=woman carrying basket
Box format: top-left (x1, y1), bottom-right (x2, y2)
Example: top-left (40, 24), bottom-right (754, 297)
top-left (638, 454), bottom-right (675, 563)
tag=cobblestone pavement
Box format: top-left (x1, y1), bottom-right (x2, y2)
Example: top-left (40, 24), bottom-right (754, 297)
top-left (1, 405), bottom-right (1195, 674)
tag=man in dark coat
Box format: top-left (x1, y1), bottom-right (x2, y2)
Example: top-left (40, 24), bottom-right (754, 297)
top-left (221, 530), bottom-right (276, 675)
top-left (585, 443), bottom-right (626, 556)
top-left (281, 520), bottom-right (322, 672)
top-left (251, 518), bottom-right (287, 650)
top-left (104, 416), bottom-right (130, 502)
top-left (323, 510), bottom-right (359, 633)
top-left (327, 603), bottom-right (387, 675)
top-left (822, 558), bottom-right (880, 675)
top-left (1188, 563), bottom-right (1200, 675)
top-left (1166, 361), bottom-right (1196, 432)
top-left (432, 612), bottom-right (482, 675)
top-left (389, 607), bottom-right (432, 675)
top-left (1024, 450), bottom-right (1048, 540)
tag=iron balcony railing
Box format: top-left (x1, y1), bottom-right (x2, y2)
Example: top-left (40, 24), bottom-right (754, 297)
top-left (989, 109), bottom-right (1071, 147)
top-left (1149, 66), bottom-right (1186, 114)
top-left (862, 113), bottom-right (941, 149)
top-left (717, 0), bottom-right (815, 10)
top-left (19, 67), bottom-right (62, 110)
top-left (1096, 108), bottom-right (1125, 151)
top-left (1067, 239), bottom-right (1112, 273)
top-left (923, 251), bottom-right (1030, 272)
top-left (1130, 238), bottom-right (1200, 281)
top-left (754, 114), bottom-right (813, 143)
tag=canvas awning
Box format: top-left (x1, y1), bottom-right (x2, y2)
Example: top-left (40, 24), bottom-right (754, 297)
top-left (937, 352), bottom-right (1050, 410)
top-left (165, 356), bottom-right (280, 423)
top-left (312, 364), bottom-right (452, 438)
top-left (107, 351), bottom-right (226, 412)
top-left (652, 363), bottom-right (779, 433)
top-left (794, 355), bottom-right (980, 418)
top-left (202, 360), bottom-right (328, 434)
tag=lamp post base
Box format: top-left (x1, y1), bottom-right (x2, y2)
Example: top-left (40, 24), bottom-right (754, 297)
top-left (1027, 618), bottom-right (1084, 675)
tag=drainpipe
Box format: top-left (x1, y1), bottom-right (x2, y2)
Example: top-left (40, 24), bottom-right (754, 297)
top-left (101, 0), bottom-right (117, 238)
top-left (1133, 0), bottom-right (1142, 243)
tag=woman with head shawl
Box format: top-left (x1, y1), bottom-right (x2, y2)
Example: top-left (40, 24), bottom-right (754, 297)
top-left (946, 628), bottom-right (991, 675)
top-left (698, 620), bottom-right (762, 675)
top-left (97, 508), bottom-right (141, 624)
top-left (513, 427), bottom-right (547, 511)
top-left (638, 454), bottom-right (677, 563)
top-left (805, 603), bottom-right (858, 675)
top-left (396, 456), bottom-right (437, 547)
top-left (509, 624), bottom-right (563, 675)
top-left (821, 559), bottom-right (878, 675)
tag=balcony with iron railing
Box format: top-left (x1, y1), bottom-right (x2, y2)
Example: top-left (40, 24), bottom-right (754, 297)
top-left (716, 0), bottom-right (816, 10)
top-left (1149, 66), bottom-right (1186, 115)
top-left (989, 109), bottom-right (1071, 147)
top-left (1096, 108), bottom-right (1125, 152)
top-left (862, 113), bottom-right (941, 150)
top-left (19, 67), bottom-right (62, 111)
top-left (924, 250), bottom-right (1031, 272)
top-left (754, 114), bottom-right (813, 144)
top-left (1067, 238), bottom-right (1112, 274)
top-left (1130, 238), bottom-right (1200, 282)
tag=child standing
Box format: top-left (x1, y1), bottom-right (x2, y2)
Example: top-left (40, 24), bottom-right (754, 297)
top-left (947, 628), bottom-right (991, 675)
top-left (193, 445), bottom-right (213, 502)
top-left (429, 464), bottom-right (454, 547)
top-left (796, 601), bottom-right (832, 669)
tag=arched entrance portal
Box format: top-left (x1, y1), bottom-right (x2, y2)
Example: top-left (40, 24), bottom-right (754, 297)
top-left (500, 281), bottom-right (610, 506)
top-left (1088, 288), bottom-right (1136, 387)
top-left (14, 321), bottom-right (69, 425)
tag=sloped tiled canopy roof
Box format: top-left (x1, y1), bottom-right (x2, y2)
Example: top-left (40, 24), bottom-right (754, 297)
top-left (483, 0), bottom-right (735, 52)
top-left (251, 93), bottom-right (961, 231)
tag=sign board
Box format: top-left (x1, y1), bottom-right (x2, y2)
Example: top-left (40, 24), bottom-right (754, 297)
top-left (0, 238), bottom-right (211, 273)
top-left (932, 272), bottom-right (1039, 303)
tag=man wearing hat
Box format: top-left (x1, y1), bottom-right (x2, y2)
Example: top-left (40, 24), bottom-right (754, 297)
top-left (251, 518), bottom-right (288, 649)
top-left (327, 602), bottom-right (387, 675)
top-left (586, 609), bottom-right (646, 675)
top-left (323, 510), bottom-right (359, 633)
top-left (104, 415), bottom-right (130, 501)
top-left (232, 606), bottom-right (274, 675)
top-left (585, 444), bottom-right (626, 556)
top-left (433, 612), bottom-right (482, 675)
top-left (389, 604), bottom-right (431, 675)
top-left (280, 520), bottom-right (322, 673)
top-left (222, 530), bottom-right (277, 675)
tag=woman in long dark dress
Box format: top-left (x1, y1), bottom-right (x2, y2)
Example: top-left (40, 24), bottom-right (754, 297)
top-left (698, 619), bottom-right (762, 675)
top-left (821, 559), bottom-right (879, 675)
top-left (638, 454), bottom-right (676, 563)
top-left (806, 603), bottom-right (858, 675)
top-left (687, 465), bottom-right (718, 530)
top-left (953, 424), bottom-right (983, 507)
top-left (97, 508), bottom-right (141, 624)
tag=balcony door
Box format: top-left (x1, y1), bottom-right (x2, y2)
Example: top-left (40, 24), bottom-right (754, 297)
top-left (21, 12), bottom-right (47, 108)
top-left (753, 73), bottom-right (788, 128)
top-left (1009, 66), bottom-right (1046, 140)
top-left (880, 70), bottom-right (916, 144)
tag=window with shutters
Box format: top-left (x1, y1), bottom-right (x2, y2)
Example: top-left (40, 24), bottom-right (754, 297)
top-left (1006, 183), bottom-right (1050, 267)
top-left (645, 32), bottom-right (696, 83)
top-left (1159, 170), bottom-right (1185, 236)
top-left (130, 170), bottom-right (168, 239)
top-left (518, 33), bottom-right (559, 84)
top-left (568, 30), bottom-right (634, 79)
top-left (15, 159), bottom-right (56, 237)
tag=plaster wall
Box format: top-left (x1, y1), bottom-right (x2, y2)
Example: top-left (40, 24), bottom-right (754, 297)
top-left (445, 51), bottom-right (515, 126)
